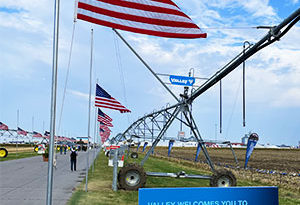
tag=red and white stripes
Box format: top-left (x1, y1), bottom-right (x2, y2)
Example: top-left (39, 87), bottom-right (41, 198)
top-left (76, 0), bottom-right (206, 38)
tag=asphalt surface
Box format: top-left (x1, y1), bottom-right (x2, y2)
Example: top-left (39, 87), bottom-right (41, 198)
top-left (0, 149), bottom-right (98, 205)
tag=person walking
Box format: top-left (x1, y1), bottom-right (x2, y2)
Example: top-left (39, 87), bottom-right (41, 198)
top-left (64, 145), bottom-right (67, 155)
top-left (70, 148), bottom-right (77, 171)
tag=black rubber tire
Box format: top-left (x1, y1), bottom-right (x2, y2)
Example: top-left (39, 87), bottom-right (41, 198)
top-left (106, 150), bottom-right (110, 157)
top-left (210, 169), bottom-right (237, 187)
top-left (34, 146), bottom-right (38, 152)
top-left (130, 152), bottom-right (138, 159)
top-left (118, 163), bottom-right (146, 191)
top-left (0, 148), bottom-right (8, 158)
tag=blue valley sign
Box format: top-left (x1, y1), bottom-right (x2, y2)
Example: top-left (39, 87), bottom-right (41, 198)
top-left (139, 187), bottom-right (278, 205)
top-left (169, 75), bottom-right (195, 86)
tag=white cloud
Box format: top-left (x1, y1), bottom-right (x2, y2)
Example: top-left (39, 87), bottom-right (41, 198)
top-left (272, 88), bottom-right (300, 107)
top-left (68, 89), bottom-right (93, 100)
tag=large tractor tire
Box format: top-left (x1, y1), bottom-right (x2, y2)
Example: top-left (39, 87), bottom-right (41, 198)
top-left (0, 148), bottom-right (8, 158)
top-left (130, 152), bottom-right (138, 159)
top-left (118, 163), bottom-right (146, 191)
top-left (34, 146), bottom-right (39, 152)
top-left (210, 169), bottom-right (237, 187)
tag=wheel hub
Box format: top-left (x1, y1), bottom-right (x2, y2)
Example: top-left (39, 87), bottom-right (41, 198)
top-left (125, 171), bottom-right (141, 186)
top-left (217, 176), bottom-right (231, 187)
top-left (0, 150), bottom-right (5, 157)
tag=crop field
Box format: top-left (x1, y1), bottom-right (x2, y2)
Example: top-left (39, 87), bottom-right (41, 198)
top-left (152, 147), bottom-right (300, 191)
top-left (153, 147), bottom-right (300, 173)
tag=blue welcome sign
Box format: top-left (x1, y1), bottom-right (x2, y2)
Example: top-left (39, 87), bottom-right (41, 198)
top-left (139, 187), bottom-right (278, 205)
top-left (169, 75), bottom-right (195, 86)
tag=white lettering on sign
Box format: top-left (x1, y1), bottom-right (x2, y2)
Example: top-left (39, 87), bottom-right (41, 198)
top-left (220, 201), bottom-right (248, 205)
top-left (170, 78), bottom-right (188, 84)
top-left (192, 201), bottom-right (219, 205)
top-left (147, 202), bottom-right (176, 205)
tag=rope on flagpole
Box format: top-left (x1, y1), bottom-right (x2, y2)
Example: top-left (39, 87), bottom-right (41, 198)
top-left (113, 32), bottom-right (131, 125)
top-left (57, 21), bottom-right (76, 136)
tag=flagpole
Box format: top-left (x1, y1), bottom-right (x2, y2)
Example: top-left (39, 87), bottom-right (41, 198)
top-left (85, 28), bottom-right (93, 192)
top-left (92, 104), bottom-right (97, 172)
top-left (92, 78), bottom-right (98, 172)
top-left (46, 0), bottom-right (60, 204)
top-left (16, 109), bottom-right (19, 158)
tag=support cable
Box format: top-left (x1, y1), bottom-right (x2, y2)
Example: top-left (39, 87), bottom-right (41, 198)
top-left (112, 28), bottom-right (180, 103)
top-left (57, 22), bottom-right (76, 135)
top-left (225, 70), bottom-right (243, 138)
top-left (113, 32), bottom-right (130, 124)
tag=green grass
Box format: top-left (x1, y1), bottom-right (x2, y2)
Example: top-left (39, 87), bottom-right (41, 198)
top-left (0, 151), bottom-right (39, 161)
top-left (68, 152), bottom-right (300, 205)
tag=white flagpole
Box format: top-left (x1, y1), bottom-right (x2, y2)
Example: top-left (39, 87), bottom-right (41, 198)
top-left (85, 28), bottom-right (93, 192)
top-left (46, 0), bottom-right (60, 204)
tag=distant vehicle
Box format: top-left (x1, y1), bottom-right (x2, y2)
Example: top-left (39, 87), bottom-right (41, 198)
top-left (0, 147), bottom-right (8, 158)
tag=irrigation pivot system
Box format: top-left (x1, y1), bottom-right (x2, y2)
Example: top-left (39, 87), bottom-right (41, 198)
top-left (114, 8), bottom-right (300, 191)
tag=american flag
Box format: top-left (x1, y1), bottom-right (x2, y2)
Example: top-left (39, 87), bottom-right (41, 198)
top-left (76, 0), bottom-right (207, 39)
top-left (100, 132), bottom-right (110, 143)
top-left (100, 127), bottom-right (110, 135)
top-left (0, 122), bottom-right (8, 130)
top-left (44, 131), bottom-right (50, 139)
top-left (17, 127), bottom-right (27, 136)
top-left (97, 108), bottom-right (112, 122)
top-left (95, 84), bottom-right (131, 113)
top-left (100, 124), bottom-right (111, 133)
top-left (32, 131), bottom-right (43, 138)
top-left (98, 119), bottom-right (113, 127)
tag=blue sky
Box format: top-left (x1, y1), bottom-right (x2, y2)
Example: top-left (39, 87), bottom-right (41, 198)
top-left (0, 0), bottom-right (299, 146)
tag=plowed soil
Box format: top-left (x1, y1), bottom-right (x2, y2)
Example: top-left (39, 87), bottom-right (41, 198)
top-left (154, 147), bottom-right (300, 173)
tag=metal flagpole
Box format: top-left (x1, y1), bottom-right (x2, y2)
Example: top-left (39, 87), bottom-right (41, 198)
top-left (85, 28), bottom-right (93, 192)
top-left (92, 104), bottom-right (97, 172)
top-left (92, 78), bottom-right (98, 172)
top-left (16, 109), bottom-right (19, 158)
top-left (46, 0), bottom-right (60, 204)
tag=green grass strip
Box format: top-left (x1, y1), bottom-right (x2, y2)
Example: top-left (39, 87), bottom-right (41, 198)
top-left (68, 152), bottom-right (300, 205)
top-left (0, 151), bottom-right (39, 161)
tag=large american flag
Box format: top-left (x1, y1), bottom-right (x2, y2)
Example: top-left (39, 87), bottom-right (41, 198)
top-left (76, 0), bottom-right (206, 39)
top-left (95, 84), bottom-right (131, 113)
top-left (0, 122), bottom-right (8, 130)
top-left (17, 127), bottom-right (27, 136)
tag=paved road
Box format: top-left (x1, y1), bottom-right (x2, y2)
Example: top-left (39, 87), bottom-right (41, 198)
top-left (0, 149), bottom-right (98, 205)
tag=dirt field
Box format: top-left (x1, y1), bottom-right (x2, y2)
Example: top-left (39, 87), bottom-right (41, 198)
top-left (150, 147), bottom-right (300, 191)
top-left (154, 147), bottom-right (300, 173)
